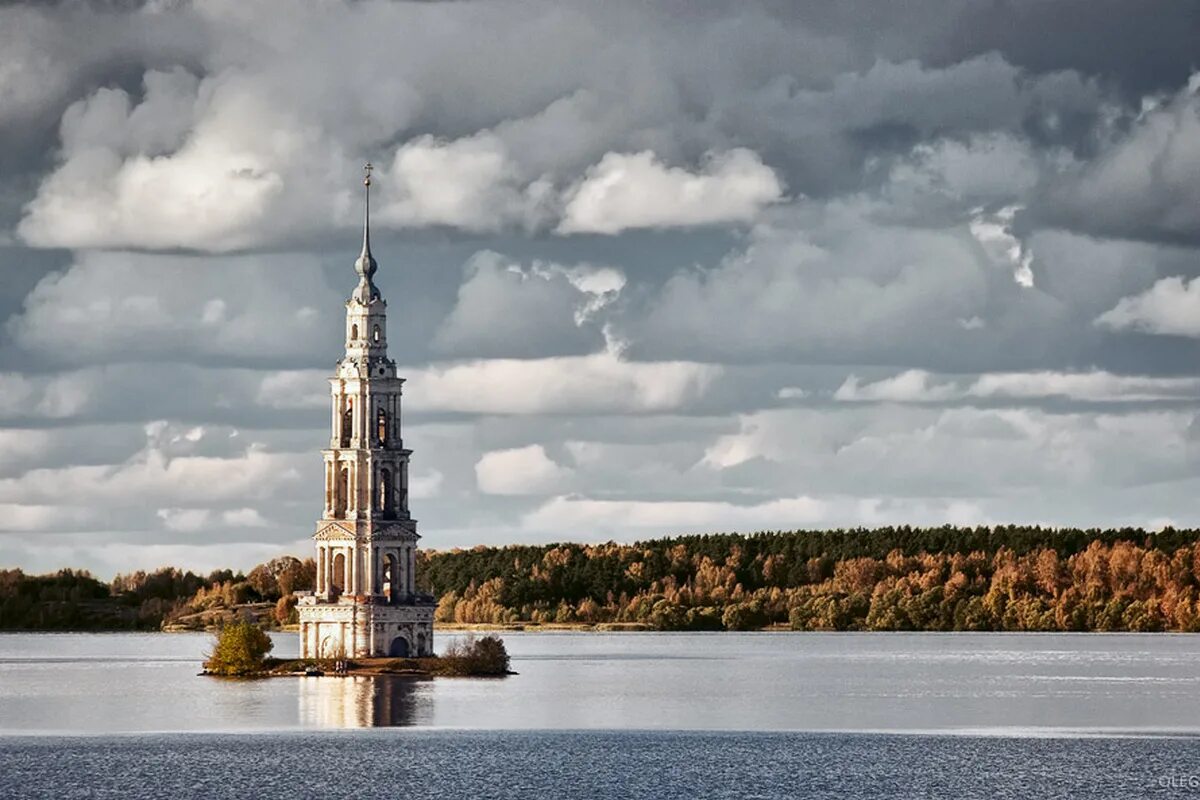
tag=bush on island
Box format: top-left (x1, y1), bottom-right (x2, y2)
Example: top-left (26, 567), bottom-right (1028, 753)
top-left (204, 619), bottom-right (274, 676)
top-left (441, 634), bottom-right (510, 676)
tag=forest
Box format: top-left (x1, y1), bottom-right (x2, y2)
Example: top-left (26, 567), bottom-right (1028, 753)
top-left (0, 557), bottom-right (314, 630)
top-left (8, 526), bottom-right (1200, 631)
top-left (421, 526), bottom-right (1200, 632)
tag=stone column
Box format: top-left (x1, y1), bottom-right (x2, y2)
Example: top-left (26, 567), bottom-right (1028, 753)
top-left (353, 390), bottom-right (362, 446)
top-left (364, 545), bottom-right (374, 596)
top-left (327, 546), bottom-right (335, 595)
top-left (408, 544), bottom-right (417, 594)
top-left (330, 391), bottom-right (338, 446)
top-left (316, 546), bottom-right (325, 595)
top-left (323, 460), bottom-right (332, 516)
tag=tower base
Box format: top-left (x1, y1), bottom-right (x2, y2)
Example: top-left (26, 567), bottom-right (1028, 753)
top-left (297, 596), bottom-right (434, 659)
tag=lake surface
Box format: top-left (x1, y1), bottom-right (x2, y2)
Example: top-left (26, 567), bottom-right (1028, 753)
top-left (2, 631), bottom-right (1200, 798)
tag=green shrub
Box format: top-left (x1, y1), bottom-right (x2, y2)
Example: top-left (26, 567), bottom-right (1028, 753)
top-left (204, 620), bottom-right (274, 676)
top-left (441, 634), bottom-right (510, 676)
top-left (721, 600), bottom-right (769, 631)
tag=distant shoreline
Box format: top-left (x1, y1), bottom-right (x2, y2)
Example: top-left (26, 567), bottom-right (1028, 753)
top-left (6, 625), bottom-right (1200, 635)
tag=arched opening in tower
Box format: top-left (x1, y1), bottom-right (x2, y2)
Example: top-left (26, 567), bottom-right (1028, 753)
top-left (379, 468), bottom-right (393, 517)
top-left (382, 552), bottom-right (399, 603)
top-left (334, 466), bottom-right (349, 517)
top-left (341, 398), bottom-right (353, 447)
top-left (331, 552), bottom-right (346, 597)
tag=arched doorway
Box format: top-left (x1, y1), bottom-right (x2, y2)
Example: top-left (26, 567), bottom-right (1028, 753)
top-left (331, 552), bottom-right (346, 596)
top-left (388, 636), bottom-right (410, 657)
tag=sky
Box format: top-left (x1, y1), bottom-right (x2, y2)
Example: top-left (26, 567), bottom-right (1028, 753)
top-left (3, 1), bottom-right (1200, 577)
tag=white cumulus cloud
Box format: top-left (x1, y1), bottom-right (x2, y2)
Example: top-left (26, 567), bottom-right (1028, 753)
top-left (476, 445), bottom-right (572, 495)
top-left (558, 148), bottom-right (783, 234)
top-left (1096, 276), bottom-right (1200, 337)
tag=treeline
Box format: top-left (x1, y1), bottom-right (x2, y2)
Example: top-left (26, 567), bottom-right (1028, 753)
top-left (12, 526), bottom-right (1200, 632)
top-left (418, 526), bottom-right (1200, 632)
top-left (0, 557), bottom-right (315, 631)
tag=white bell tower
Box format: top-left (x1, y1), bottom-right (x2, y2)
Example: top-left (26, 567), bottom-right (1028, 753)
top-left (297, 164), bottom-right (435, 659)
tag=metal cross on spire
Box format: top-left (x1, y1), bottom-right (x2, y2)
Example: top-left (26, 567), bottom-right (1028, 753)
top-left (353, 161), bottom-right (379, 293)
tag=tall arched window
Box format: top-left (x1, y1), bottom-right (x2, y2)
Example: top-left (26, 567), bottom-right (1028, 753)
top-left (341, 398), bottom-right (353, 446)
top-left (334, 466), bottom-right (349, 517)
top-left (372, 324), bottom-right (381, 343)
top-left (331, 552), bottom-right (346, 595)
top-left (350, 323), bottom-right (358, 340)
top-left (376, 408), bottom-right (387, 445)
top-left (379, 468), bottom-right (393, 516)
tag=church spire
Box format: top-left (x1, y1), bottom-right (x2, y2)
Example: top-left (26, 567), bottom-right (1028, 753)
top-left (351, 162), bottom-right (380, 303)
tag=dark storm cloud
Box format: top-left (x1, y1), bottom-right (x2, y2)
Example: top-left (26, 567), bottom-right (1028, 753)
top-left (3, 0), bottom-right (1200, 573)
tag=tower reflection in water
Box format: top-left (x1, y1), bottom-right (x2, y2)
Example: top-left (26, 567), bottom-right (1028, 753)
top-left (298, 676), bottom-right (434, 728)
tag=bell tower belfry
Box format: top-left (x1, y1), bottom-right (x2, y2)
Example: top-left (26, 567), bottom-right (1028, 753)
top-left (298, 164), bottom-right (435, 660)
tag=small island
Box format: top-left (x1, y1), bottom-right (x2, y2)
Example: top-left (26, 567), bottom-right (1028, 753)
top-left (202, 621), bottom-right (512, 678)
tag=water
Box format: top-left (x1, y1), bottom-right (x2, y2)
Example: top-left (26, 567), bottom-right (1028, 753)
top-left (1, 731), bottom-right (1194, 800)
top-left (2, 631), bottom-right (1199, 798)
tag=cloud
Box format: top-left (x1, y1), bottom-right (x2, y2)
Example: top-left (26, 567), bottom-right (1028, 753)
top-left (967, 371), bottom-right (1200, 402)
top-left (835, 370), bottom-right (959, 402)
top-left (6, 2), bottom-right (1200, 573)
top-left (698, 405), bottom-right (1200, 501)
top-left (0, 504), bottom-right (95, 533)
top-left (12, 4), bottom-right (1105, 251)
top-left (968, 206), bottom-right (1035, 288)
top-left (558, 149), bottom-right (783, 234)
top-left (157, 507), bottom-right (210, 533)
top-left (621, 198), bottom-right (1006, 367)
top-left (834, 369), bottom-right (1200, 404)
top-left (404, 350), bottom-right (721, 415)
top-left (476, 445), bottom-right (572, 495)
top-left (256, 349), bottom-right (720, 417)
top-left (1096, 276), bottom-right (1200, 337)
top-left (0, 434), bottom-right (303, 509)
top-left (1039, 74), bottom-right (1200, 244)
top-left (379, 133), bottom-right (551, 232)
top-left (221, 508), bottom-right (269, 527)
top-left (887, 134), bottom-right (1043, 208)
top-left (18, 69), bottom-right (287, 251)
top-left (433, 251), bottom-right (622, 357)
top-left (524, 494), bottom-right (829, 533)
top-left (521, 492), bottom-right (1001, 538)
top-left (7, 251), bottom-right (339, 366)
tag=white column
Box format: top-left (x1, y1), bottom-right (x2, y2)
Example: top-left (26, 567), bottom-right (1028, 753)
top-left (323, 461), bottom-right (332, 516)
top-left (403, 545), bottom-right (411, 596)
top-left (391, 548), bottom-right (401, 597)
top-left (408, 544), bottom-right (417, 594)
top-left (316, 546), bottom-right (325, 595)
top-left (330, 391), bottom-right (338, 445)
top-left (372, 544), bottom-right (381, 594)
top-left (364, 546), bottom-right (374, 596)
top-left (327, 545), bottom-right (335, 594)
top-left (353, 391), bottom-right (362, 445)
